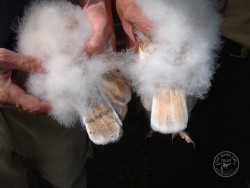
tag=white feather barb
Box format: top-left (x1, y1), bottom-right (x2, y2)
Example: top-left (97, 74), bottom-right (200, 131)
top-left (125, 0), bottom-right (222, 99)
top-left (120, 0), bottom-right (222, 135)
top-left (17, 0), bottom-right (132, 145)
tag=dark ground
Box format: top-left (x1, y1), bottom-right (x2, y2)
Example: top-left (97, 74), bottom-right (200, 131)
top-left (85, 7), bottom-right (153, 187)
top-left (86, 97), bottom-right (152, 188)
top-left (24, 96), bottom-right (153, 188)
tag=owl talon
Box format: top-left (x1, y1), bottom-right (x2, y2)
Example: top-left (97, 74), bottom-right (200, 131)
top-left (172, 131), bottom-right (195, 148)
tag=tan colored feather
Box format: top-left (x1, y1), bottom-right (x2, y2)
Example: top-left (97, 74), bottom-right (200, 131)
top-left (101, 70), bottom-right (131, 120)
top-left (151, 88), bottom-right (188, 133)
top-left (138, 41), bottom-right (188, 134)
top-left (82, 101), bottom-right (122, 145)
top-left (101, 70), bottom-right (131, 105)
top-left (81, 70), bottom-right (131, 145)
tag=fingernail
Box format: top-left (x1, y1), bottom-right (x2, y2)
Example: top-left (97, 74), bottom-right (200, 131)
top-left (41, 101), bottom-right (52, 111)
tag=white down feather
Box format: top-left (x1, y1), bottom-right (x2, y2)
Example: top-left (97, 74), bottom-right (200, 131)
top-left (17, 0), bottom-right (131, 127)
top-left (124, 0), bottom-right (222, 99)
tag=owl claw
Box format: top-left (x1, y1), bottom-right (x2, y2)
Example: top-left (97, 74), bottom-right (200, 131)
top-left (172, 131), bottom-right (195, 148)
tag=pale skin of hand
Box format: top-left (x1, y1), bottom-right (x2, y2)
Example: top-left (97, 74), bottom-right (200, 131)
top-left (80, 0), bottom-right (116, 55)
top-left (0, 0), bottom-right (114, 115)
top-left (0, 48), bottom-right (51, 115)
top-left (116, 0), bottom-right (153, 50)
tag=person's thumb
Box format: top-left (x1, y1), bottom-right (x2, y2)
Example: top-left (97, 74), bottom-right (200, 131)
top-left (0, 48), bottom-right (44, 73)
top-left (4, 82), bottom-right (51, 115)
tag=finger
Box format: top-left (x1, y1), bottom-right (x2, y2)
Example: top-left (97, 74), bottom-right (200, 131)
top-left (130, 13), bottom-right (153, 40)
top-left (120, 18), bottom-right (138, 49)
top-left (119, 14), bottom-right (153, 49)
top-left (84, 31), bottom-right (116, 55)
top-left (116, 1), bottom-right (153, 49)
top-left (84, 34), bottom-right (105, 56)
top-left (83, 0), bottom-right (115, 55)
top-left (3, 83), bottom-right (51, 115)
top-left (0, 48), bottom-right (44, 73)
top-left (2, 101), bottom-right (51, 116)
top-left (125, 0), bottom-right (153, 39)
top-left (17, 96), bottom-right (51, 115)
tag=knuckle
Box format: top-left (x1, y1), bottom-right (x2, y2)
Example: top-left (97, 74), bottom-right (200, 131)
top-left (22, 56), bottom-right (34, 71)
top-left (88, 40), bottom-right (102, 50)
top-left (85, 39), bottom-right (104, 55)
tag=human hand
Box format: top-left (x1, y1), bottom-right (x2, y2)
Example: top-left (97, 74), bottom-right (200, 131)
top-left (80, 0), bottom-right (115, 55)
top-left (0, 48), bottom-right (51, 115)
top-left (116, 0), bottom-right (153, 49)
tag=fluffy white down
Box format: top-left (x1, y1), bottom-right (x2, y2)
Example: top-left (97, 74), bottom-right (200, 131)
top-left (17, 1), bottom-right (130, 127)
top-left (126, 0), bottom-right (221, 99)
